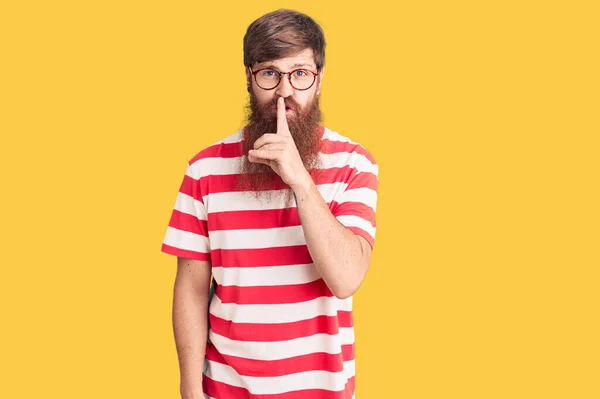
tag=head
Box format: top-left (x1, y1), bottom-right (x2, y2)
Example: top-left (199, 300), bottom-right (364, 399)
top-left (238, 9), bottom-right (326, 201)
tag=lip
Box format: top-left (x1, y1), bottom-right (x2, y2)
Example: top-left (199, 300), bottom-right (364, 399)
top-left (274, 105), bottom-right (294, 113)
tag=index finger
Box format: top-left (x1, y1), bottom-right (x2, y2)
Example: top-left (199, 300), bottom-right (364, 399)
top-left (277, 96), bottom-right (291, 136)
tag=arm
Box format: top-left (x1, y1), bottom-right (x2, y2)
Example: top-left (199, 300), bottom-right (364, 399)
top-left (293, 182), bottom-right (372, 299)
top-left (248, 97), bottom-right (376, 299)
top-left (173, 257), bottom-right (211, 399)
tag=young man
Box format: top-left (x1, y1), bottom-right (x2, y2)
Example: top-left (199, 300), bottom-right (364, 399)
top-left (162, 9), bottom-right (379, 399)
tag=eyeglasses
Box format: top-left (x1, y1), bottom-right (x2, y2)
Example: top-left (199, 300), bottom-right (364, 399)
top-left (249, 66), bottom-right (319, 91)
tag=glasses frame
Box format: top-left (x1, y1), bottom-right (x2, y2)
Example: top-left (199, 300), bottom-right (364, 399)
top-left (249, 66), bottom-right (319, 91)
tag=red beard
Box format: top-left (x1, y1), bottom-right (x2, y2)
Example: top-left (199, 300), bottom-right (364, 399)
top-left (237, 93), bottom-right (323, 203)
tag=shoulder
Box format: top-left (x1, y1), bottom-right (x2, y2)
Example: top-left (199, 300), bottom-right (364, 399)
top-left (321, 126), bottom-right (378, 176)
top-left (184, 128), bottom-right (245, 179)
top-left (188, 128), bottom-right (244, 165)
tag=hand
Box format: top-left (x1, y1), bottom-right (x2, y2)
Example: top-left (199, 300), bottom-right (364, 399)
top-left (248, 96), bottom-right (312, 189)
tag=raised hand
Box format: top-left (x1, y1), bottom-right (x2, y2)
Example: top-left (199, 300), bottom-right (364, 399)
top-left (248, 96), bottom-right (311, 189)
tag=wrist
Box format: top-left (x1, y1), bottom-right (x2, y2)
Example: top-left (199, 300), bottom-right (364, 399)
top-left (180, 377), bottom-right (204, 394)
top-left (180, 385), bottom-right (204, 399)
top-left (290, 174), bottom-right (314, 196)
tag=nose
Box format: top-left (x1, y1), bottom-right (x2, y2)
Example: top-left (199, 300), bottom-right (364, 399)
top-left (274, 74), bottom-right (294, 98)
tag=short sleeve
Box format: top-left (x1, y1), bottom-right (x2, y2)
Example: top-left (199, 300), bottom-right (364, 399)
top-left (332, 150), bottom-right (379, 249)
top-left (161, 163), bottom-right (211, 261)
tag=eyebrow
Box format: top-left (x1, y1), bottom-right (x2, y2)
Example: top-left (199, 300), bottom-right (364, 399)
top-left (259, 62), bottom-right (315, 70)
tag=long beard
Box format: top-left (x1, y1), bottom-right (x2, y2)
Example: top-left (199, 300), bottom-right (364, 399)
top-left (237, 92), bottom-right (323, 205)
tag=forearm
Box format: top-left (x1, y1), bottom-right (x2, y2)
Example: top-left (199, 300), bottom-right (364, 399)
top-left (172, 274), bottom-right (210, 398)
top-left (293, 180), bottom-right (368, 299)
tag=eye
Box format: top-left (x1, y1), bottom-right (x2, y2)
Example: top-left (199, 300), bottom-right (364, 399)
top-left (261, 70), bottom-right (276, 77)
top-left (294, 70), bottom-right (308, 77)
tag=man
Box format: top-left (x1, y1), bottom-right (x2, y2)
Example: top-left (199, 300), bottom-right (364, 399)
top-left (162, 9), bottom-right (379, 399)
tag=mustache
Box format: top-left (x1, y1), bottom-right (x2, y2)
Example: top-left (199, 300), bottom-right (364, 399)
top-left (245, 92), bottom-right (321, 132)
top-left (260, 96), bottom-right (302, 116)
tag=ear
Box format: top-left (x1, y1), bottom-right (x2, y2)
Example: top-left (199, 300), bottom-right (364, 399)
top-left (317, 67), bottom-right (325, 95)
top-left (245, 67), bottom-right (253, 93)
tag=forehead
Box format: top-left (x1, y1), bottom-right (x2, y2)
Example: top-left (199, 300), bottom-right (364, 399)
top-left (255, 48), bottom-right (316, 70)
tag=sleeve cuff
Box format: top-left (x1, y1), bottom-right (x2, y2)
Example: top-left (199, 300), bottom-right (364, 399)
top-left (161, 243), bottom-right (211, 262)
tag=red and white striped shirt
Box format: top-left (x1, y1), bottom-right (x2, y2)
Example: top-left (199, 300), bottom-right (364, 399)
top-left (162, 126), bottom-right (379, 399)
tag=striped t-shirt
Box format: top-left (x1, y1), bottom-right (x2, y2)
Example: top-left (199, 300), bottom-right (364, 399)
top-left (161, 125), bottom-right (379, 399)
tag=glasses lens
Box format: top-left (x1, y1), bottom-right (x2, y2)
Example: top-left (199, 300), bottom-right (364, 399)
top-left (290, 69), bottom-right (315, 90)
top-left (256, 69), bottom-right (280, 89)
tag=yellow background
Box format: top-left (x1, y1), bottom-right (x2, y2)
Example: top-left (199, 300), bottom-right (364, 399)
top-left (1, 1), bottom-right (598, 398)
